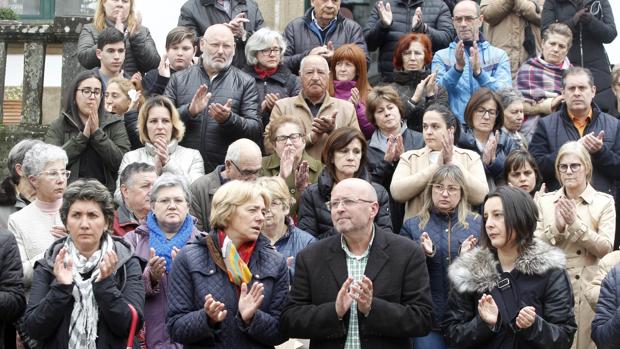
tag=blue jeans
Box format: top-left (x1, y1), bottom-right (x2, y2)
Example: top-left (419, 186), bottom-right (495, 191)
top-left (413, 330), bottom-right (448, 349)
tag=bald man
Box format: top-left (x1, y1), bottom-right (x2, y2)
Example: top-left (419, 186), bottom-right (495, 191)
top-left (281, 178), bottom-right (433, 348)
top-left (189, 138), bottom-right (262, 231)
top-left (165, 24), bottom-right (261, 172)
top-left (267, 55), bottom-right (360, 159)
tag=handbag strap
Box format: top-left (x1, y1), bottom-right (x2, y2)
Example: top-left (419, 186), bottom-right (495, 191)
top-left (490, 273), bottom-right (521, 331)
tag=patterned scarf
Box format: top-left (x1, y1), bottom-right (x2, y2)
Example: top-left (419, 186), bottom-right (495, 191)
top-left (516, 56), bottom-right (571, 103)
top-left (147, 212), bottom-right (194, 270)
top-left (65, 234), bottom-right (113, 349)
top-left (217, 230), bottom-right (254, 287)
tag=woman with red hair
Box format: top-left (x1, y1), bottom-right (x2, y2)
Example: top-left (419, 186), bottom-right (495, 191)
top-left (389, 33), bottom-right (448, 132)
top-left (328, 44), bottom-right (374, 139)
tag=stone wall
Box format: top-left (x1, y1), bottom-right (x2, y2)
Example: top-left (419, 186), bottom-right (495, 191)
top-left (0, 124), bottom-right (48, 178)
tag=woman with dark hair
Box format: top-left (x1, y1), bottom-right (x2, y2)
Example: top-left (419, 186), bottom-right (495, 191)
top-left (503, 149), bottom-right (544, 197)
top-left (401, 164), bottom-right (481, 349)
top-left (298, 127), bottom-right (392, 239)
top-left (45, 71), bottom-right (131, 193)
top-left (458, 88), bottom-right (518, 191)
top-left (392, 104), bottom-right (488, 221)
top-left (365, 85), bottom-right (424, 232)
top-left (77, 0), bottom-right (159, 76)
top-left (328, 44), bottom-right (374, 139)
top-left (23, 179), bottom-right (145, 348)
top-left (166, 180), bottom-right (289, 348)
top-left (0, 139), bottom-right (43, 229)
top-left (442, 186), bottom-right (577, 349)
top-left (535, 141), bottom-right (615, 349)
top-left (387, 33), bottom-right (448, 132)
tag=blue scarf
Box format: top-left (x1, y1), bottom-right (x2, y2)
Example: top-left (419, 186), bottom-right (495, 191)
top-left (147, 212), bottom-right (194, 270)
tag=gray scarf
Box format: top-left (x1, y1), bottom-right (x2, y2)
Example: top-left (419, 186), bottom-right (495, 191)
top-left (65, 234), bottom-right (113, 349)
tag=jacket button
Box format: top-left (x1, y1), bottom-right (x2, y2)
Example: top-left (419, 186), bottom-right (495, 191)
top-left (255, 274), bottom-right (260, 278)
top-left (209, 269), bottom-right (214, 274)
top-left (575, 275), bottom-right (580, 280)
top-left (576, 250), bottom-right (581, 255)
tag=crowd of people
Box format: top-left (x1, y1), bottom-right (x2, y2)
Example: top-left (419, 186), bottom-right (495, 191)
top-left (0, 0), bottom-right (620, 348)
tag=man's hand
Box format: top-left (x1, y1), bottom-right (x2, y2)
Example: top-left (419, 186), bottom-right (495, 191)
top-left (580, 131), bottom-right (604, 154)
top-left (158, 53), bottom-right (171, 78)
top-left (335, 277), bottom-right (354, 318)
top-left (377, 1), bottom-right (393, 26)
top-left (411, 7), bottom-right (423, 31)
top-left (208, 99), bottom-right (233, 123)
top-left (469, 41), bottom-right (481, 76)
top-left (188, 84), bottom-right (211, 118)
top-left (455, 40), bottom-right (466, 71)
top-left (226, 13), bottom-right (250, 38)
top-left (349, 276), bottom-right (373, 316)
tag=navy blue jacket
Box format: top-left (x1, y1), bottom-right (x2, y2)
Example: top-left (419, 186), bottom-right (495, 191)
top-left (166, 232), bottom-right (289, 348)
top-left (272, 220), bottom-right (316, 278)
top-left (529, 103), bottom-right (620, 197)
top-left (400, 209), bottom-right (481, 326)
top-left (592, 264), bottom-right (620, 349)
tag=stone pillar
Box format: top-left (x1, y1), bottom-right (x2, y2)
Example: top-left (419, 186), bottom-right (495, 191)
top-left (61, 41), bottom-right (84, 107)
top-left (21, 41), bottom-right (46, 124)
top-left (257, 0), bottom-right (305, 32)
top-left (0, 41), bottom-right (7, 122)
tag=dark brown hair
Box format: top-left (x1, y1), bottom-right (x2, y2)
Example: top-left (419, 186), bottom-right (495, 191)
top-left (464, 88), bottom-right (503, 131)
top-left (365, 85), bottom-right (404, 126)
top-left (321, 127), bottom-right (368, 182)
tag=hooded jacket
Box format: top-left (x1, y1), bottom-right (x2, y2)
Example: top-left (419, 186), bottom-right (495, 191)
top-left (23, 236), bottom-right (145, 349)
top-left (45, 111), bottom-right (131, 193)
top-left (297, 168), bottom-right (392, 239)
top-left (442, 239), bottom-right (576, 349)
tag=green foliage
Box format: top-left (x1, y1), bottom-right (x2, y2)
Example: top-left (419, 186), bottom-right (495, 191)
top-left (0, 7), bottom-right (18, 20)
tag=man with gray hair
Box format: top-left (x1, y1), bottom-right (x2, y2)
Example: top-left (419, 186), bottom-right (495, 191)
top-left (189, 138), bottom-right (262, 230)
top-left (113, 162), bottom-right (158, 237)
top-left (267, 55), bottom-right (359, 159)
top-left (165, 24), bottom-right (261, 173)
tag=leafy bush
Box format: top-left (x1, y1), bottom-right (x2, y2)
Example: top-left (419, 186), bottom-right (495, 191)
top-left (0, 8), bottom-right (18, 20)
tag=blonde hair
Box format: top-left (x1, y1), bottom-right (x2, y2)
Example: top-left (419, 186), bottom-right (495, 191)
top-left (137, 96), bottom-right (186, 144)
top-left (555, 141), bottom-right (593, 184)
top-left (107, 77), bottom-right (145, 113)
top-left (257, 176), bottom-right (294, 210)
top-left (417, 165), bottom-right (475, 230)
top-left (94, 0), bottom-right (137, 32)
top-left (210, 180), bottom-right (271, 230)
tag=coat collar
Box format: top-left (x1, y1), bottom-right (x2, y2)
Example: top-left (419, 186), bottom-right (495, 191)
top-left (244, 64), bottom-right (293, 85)
top-left (551, 184), bottom-right (597, 205)
top-left (448, 238), bottom-right (566, 294)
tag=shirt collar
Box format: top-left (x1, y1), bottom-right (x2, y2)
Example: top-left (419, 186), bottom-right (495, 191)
top-left (341, 226), bottom-right (375, 260)
top-left (553, 184), bottom-right (596, 205)
top-left (311, 9), bottom-right (337, 30)
top-left (567, 107), bottom-right (593, 124)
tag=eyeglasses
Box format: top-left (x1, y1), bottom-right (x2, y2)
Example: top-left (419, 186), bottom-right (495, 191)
top-left (259, 47), bottom-right (282, 55)
top-left (229, 161), bottom-right (261, 177)
top-left (558, 163), bottom-right (582, 173)
top-left (155, 197), bottom-right (187, 207)
top-left (266, 199), bottom-right (285, 211)
top-left (77, 88), bottom-right (102, 98)
top-left (453, 15), bottom-right (479, 24)
top-left (274, 133), bottom-right (304, 144)
top-left (37, 170), bottom-right (71, 180)
top-left (431, 184), bottom-right (461, 195)
top-left (475, 108), bottom-right (497, 117)
top-left (325, 197), bottom-right (375, 211)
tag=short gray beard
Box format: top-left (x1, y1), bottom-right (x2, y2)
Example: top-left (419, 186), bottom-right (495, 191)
top-left (204, 53), bottom-right (233, 72)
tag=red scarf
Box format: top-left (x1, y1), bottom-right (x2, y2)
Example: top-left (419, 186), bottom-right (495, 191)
top-left (254, 66), bottom-right (278, 80)
top-left (217, 230), bottom-right (256, 264)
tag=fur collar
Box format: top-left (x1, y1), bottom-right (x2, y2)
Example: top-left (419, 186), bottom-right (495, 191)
top-left (448, 238), bottom-right (566, 294)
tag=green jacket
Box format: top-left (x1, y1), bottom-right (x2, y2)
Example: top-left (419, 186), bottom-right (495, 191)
top-left (261, 151), bottom-right (323, 218)
top-left (45, 111), bottom-right (130, 193)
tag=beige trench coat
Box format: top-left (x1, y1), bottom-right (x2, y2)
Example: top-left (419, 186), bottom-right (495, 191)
top-left (535, 185), bottom-right (616, 349)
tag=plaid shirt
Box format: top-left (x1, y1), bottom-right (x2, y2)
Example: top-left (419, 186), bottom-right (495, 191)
top-left (341, 229), bottom-right (375, 349)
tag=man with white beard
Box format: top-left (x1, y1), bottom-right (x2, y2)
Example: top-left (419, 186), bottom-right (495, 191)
top-left (165, 24), bottom-right (261, 173)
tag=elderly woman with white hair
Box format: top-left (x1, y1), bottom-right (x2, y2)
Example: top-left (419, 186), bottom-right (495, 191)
top-left (116, 95), bottom-right (204, 198)
top-left (8, 143), bottom-right (69, 289)
top-left (243, 27), bottom-right (301, 130)
top-left (535, 141), bottom-right (616, 349)
top-left (125, 173), bottom-right (200, 348)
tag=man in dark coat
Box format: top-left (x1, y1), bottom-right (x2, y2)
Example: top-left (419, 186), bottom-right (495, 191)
top-left (364, 0), bottom-right (455, 82)
top-left (542, 0), bottom-right (618, 114)
top-left (530, 66), bottom-right (620, 247)
top-left (592, 263), bottom-right (620, 348)
top-left (178, 0), bottom-right (264, 68)
top-left (0, 229), bottom-right (25, 349)
top-left (283, 0), bottom-right (369, 74)
top-left (281, 178), bottom-right (433, 348)
top-left (164, 24), bottom-right (261, 173)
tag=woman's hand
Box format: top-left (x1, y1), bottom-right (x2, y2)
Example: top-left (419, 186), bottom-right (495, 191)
top-left (278, 146), bottom-right (296, 180)
top-left (411, 75), bottom-right (431, 104)
top-left (425, 73), bottom-right (437, 98)
top-left (238, 282), bottom-right (264, 326)
top-left (50, 225), bottom-right (68, 238)
top-left (204, 294), bottom-right (227, 326)
top-left (478, 293), bottom-right (499, 327)
top-left (482, 131), bottom-right (498, 165)
top-left (460, 235), bottom-right (478, 255)
top-left (554, 200), bottom-right (567, 232)
top-left (384, 135), bottom-right (404, 163)
top-left (295, 160), bottom-right (310, 193)
top-left (516, 306), bottom-right (536, 329)
top-left (54, 247), bottom-right (74, 285)
top-left (171, 246), bottom-right (180, 260)
top-left (441, 131), bottom-right (454, 164)
top-left (96, 250), bottom-right (118, 282)
top-left (557, 197), bottom-right (577, 226)
top-left (349, 87), bottom-right (360, 107)
top-left (534, 183), bottom-right (546, 202)
top-left (550, 95), bottom-right (564, 111)
top-left (148, 248), bottom-right (166, 283)
top-left (83, 107), bottom-right (99, 138)
top-left (153, 137), bottom-right (169, 175)
top-left (420, 232), bottom-right (434, 256)
top-left (127, 11), bottom-right (142, 37)
top-left (261, 93), bottom-right (280, 112)
top-left (127, 90), bottom-right (142, 113)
